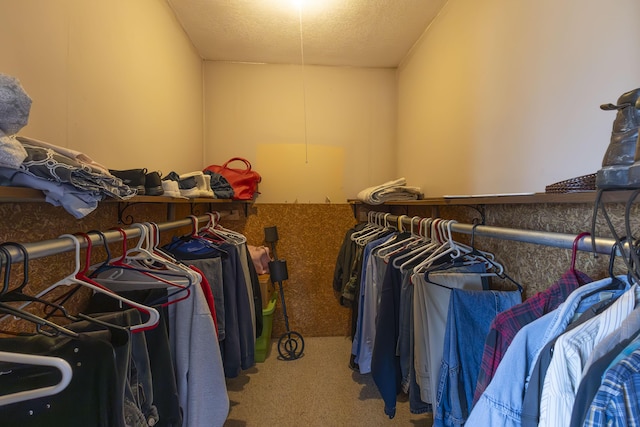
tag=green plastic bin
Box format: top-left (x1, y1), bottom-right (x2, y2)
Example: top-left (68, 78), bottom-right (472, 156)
top-left (255, 292), bottom-right (277, 362)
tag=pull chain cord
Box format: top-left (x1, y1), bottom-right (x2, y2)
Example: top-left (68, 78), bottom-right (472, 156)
top-left (298, 3), bottom-right (308, 164)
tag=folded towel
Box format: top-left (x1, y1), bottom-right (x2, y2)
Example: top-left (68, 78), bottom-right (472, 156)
top-left (357, 177), bottom-right (422, 204)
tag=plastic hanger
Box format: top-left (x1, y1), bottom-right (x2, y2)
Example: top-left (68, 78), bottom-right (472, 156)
top-left (375, 216), bottom-right (422, 257)
top-left (355, 213), bottom-right (394, 246)
top-left (570, 232), bottom-right (591, 276)
top-left (0, 245), bottom-right (82, 337)
top-left (460, 224), bottom-right (522, 291)
top-left (411, 220), bottom-right (464, 274)
top-left (392, 217), bottom-right (439, 268)
top-left (0, 351), bottom-right (73, 406)
top-left (32, 234), bottom-right (160, 333)
top-left (89, 228), bottom-right (193, 306)
top-left (0, 244), bottom-right (123, 334)
top-left (198, 213), bottom-right (246, 245)
top-left (0, 244), bottom-right (103, 326)
top-left (350, 212), bottom-right (386, 244)
top-left (0, 300), bottom-right (80, 338)
top-left (579, 239), bottom-right (628, 302)
top-left (166, 216), bottom-right (230, 256)
top-left (98, 226), bottom-right (193, 280)
top-left (384, 216), bottom-right (429, 261)
top-left (415, 223), bottom-right (523, 292)
top-left (350, 211), bottom-right (379, 242)
top-left (396, 218), bottom-right (447, 272)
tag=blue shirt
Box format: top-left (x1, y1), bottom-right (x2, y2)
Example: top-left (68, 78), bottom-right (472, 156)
top-left (351, 233), bottom-right (394, 373)
top-left (583, 347), bottom-right (640, 426)
top-left (467, 276), bottom-right (630, 427)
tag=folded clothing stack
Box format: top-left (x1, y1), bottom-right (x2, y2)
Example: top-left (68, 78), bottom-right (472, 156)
top-left (356, 177), bottom-right (423, 205)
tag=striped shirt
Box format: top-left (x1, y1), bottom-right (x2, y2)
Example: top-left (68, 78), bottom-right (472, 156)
top-left (538, 284), bottom-right (639, 427)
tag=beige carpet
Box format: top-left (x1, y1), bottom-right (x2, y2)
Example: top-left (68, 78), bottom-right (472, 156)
top-left (224, 336), bottom-right (434, 426)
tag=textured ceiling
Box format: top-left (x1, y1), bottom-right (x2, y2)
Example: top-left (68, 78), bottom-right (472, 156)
top-left (166, 0), bottom-right (447, 68)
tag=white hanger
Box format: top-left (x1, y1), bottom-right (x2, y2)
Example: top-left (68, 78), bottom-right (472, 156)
top-left (92, 225), bottom-right (196, 292)
top-left (376, 216), bottom-right (423, 258)
top-left (392, 218), bottom-right (439, 269)
top-left (33, 234), bottom-right (160, 333)
top-left (350, 211), bottom-right (379, 242)
top-left (355, 213), bottom-right (391, 246)
top-left (199, 213), bottom-right (246, 244)
top-left (0, 351), bottom-right (72, 406)
top-left (412, 220), bottom-right (464, 274)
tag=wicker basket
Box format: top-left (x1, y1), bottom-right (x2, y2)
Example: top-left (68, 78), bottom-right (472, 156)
top-left (545, 173), bottom-right (597, 193)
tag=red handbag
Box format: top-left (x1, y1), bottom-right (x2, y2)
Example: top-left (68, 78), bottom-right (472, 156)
top-left (204, 157), bottom-right (261, 200)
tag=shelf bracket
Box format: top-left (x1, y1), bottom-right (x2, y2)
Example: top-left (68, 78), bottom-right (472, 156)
top-left (190, 202), bottom-right (204, 217)
top-left (117, 202), bottom-right (143, 225)
top-left (460, 204), bottom-right (486, 225)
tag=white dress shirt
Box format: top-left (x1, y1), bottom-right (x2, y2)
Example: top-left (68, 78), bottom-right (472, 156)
top-left (538, 284), bottom-right (639, 427)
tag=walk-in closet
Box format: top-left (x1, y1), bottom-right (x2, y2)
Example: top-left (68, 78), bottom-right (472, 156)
top-left (1, 1), bottom-right (640, 426)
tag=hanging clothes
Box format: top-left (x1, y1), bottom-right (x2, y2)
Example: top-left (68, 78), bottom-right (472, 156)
top-left (86, 289), bottom-right (185, 427)
top-left (581, 338), bottom-right (640, 425)
top-left (537, 284), bottom-right (640, 427)
top-left (568, 306), bottom-right (640, 427)
top-left (434, 287), bottom-right (522, 427)
top-left (163, 235), bottom-right (258, 378)
top-left (473, 269), bottom-right (593, 405)
top-left (351, 232), bottom-right (394, 374)
top-left (467, 274), bottom-right (630, 427)
top-left (0, 329), bottom-right (123, 426)
top-left (522, 296), bottom-right (619, 427)
top-left (412, 267), bottom-right (486, 410)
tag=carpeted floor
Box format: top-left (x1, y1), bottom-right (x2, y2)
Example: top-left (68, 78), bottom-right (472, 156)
top-left (224, 336), bottom-right (433, 426)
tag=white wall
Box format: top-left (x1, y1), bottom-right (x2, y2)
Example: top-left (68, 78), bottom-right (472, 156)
top-left (4, 0), bottom-right (638, 200)
top-left (0, 0), bottom-right (203, 174)
top-left (203, 62), bottom-right (397, 203)
top-left (397, 0), bottom-right (640, 196)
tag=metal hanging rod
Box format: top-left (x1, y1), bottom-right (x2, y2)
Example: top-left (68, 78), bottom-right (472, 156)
top-left (369, 212), bottom-right (621, 256)
top-left (0, 214), bottom-right (214, 264)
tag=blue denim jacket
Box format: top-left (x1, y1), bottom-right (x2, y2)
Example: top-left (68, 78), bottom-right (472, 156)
top-left (434, 289), bottom-right (522, 427)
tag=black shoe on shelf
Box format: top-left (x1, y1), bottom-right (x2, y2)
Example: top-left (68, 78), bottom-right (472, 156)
top-left (145, 171), bottom-right (164, 196)
top-left (110, 168), bottom-right (147, 195)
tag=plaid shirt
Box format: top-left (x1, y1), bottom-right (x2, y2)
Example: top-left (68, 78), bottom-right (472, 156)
top-left (583, 347), bottom-right (640, 426)
top-left (472, 269), bottom-right (592, 404)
